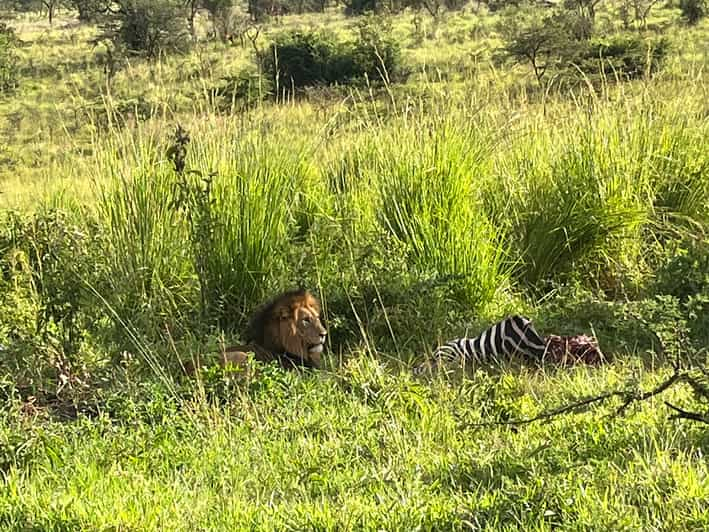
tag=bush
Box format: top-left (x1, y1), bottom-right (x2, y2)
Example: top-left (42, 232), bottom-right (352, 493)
top-left (0, 22), bottom-right (19, 94)
top-left (679, 0), bottom-right (705, 25)
top-left (0, 210), bottom-right (107, 393)
top-left (350, 16), bottom-right (404, 83)
top-left (498, 7), bottom-right (586, 86)
top-left (98, 0), bottom-right (191, 58)
top-left (575, 35), bottom-right (669, 80)
top-left (260, 21), bottom-right (404, 93)
top-left (653, 238), bottom-right (709, 302)
top-left (261, 31), bottom-right (349, 90)
top-left (67, 0), bottom-right (107, 22)
top-left (213, 70), bottom-right (274, 110)
top-left (343, 0), bottom-right (377, 15)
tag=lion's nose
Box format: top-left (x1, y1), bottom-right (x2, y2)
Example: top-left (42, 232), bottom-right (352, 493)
top-left (320, 331), bottom-right (327, 342)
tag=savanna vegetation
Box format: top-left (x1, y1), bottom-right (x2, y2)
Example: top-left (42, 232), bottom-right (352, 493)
top-left (0, 0), bottom-right (708, 528)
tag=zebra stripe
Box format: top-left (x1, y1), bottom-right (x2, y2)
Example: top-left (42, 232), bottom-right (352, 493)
top-left (416, 315), bottom-right (546, 374)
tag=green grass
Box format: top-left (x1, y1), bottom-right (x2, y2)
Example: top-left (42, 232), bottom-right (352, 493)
top-left (1, 3), bottom-right (709, 530)
top-left (1, 360), bottom-right (708, 530)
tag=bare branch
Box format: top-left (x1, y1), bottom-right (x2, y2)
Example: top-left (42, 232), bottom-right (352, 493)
top-left (665, 401), bottom-right (709, 425)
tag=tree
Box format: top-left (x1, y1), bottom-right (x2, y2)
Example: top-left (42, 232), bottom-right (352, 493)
top-left (40, 0), bottom-right (62, 24)
top-left (0, 22), bottom-right (19, 93)
top-left (68, 0), bottom-right (110, 21)
top-left (185, 0), bottom-right (199, 39)
top-left (499, 8), bottom-right (578, 86)
top-left (97, 0), bottom-right (191, 58)
top-left (679, 0), bottom-right (705, 25)
top-left (563, 0), bottom-right (602, 35)
top-left (202, 0), bottom-right (238, 41)
top-left (631, 0), bottom-right (662, 29)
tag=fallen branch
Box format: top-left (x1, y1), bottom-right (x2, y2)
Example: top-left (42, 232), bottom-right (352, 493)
top-left (466, 368), bottom-right (709, 428)
top-left (614, 370), bottom-right (684, 416)
top-left (665, 401), bottom-right (709, 425)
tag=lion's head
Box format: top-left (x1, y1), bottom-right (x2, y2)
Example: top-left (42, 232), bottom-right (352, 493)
top-left (246, 289), bottom-right (327, 367)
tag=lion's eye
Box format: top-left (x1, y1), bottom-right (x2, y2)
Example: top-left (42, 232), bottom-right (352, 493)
top-left (301, 317), bottom-right (311, 326)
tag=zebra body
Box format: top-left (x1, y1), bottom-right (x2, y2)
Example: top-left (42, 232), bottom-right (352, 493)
top-left (417, 315), bottom-right (546, 374)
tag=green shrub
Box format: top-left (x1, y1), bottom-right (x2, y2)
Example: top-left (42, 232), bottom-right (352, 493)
top-left (260, 22), bottom-right (404, 93)
top-left (344, 0), bottom-right (377, 15)
top-left (0, 210), bottom-right (108, 393)
top-left (0, 22), bottom-right (18, 94)
top-left (575, 35), bottom-right (670, 80)
top-left (679, 0), bottom-right (706, 25)
top-left (350, 16), bottom-right (405, 83)
top-left (213, 70), bottom-right (274, 111)
top-left (261, 31), bottom-right (349, 89)
top-left (97, 0), bottom-right (191, 58)
top-left (653, 238), bottom-right (709, 302)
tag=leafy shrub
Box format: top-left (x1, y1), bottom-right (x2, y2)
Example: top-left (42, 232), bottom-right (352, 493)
top-left (344, 0), bottom-right (377, 15)
top-left (213, 70), bottom-right (274, 110)
top-left (97, 0), bottom-right (191, 58)
top-left (679, 0), bottom-right (705, 25)
top-left (260, 21), bottom-right (404, 93)
top-left (0, 210), bottom-right (107, 393)
top-left (498, 7), bottom-right (592, 86)
top-left (499, 7), bottom-right (667, 86)
top-left (0, 22), bottom-right (19, 94)
top-left (350, 16), bottom-right (405, 82)
top-left (575, 35), bottom-right (669, 80)
top-left (261, 31), bottom-right (348, 89)
top-left (653, 238), bottom-right (709, 302)
top-left (0, 211), bottom-right (104, 352)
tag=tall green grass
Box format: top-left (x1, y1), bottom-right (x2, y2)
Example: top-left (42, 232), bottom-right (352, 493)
top-left (371, 122), bottom-right (508, 310)
top-left (80, 75), bottom-right (709, 346)
top-left (93, 130), bottom-right (193, 333)
top-left (487, 98), bottom-right (709, 289)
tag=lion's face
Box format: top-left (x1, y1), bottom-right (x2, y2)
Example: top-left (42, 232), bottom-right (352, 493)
top-left (262, 291), bottom-right (327, 367)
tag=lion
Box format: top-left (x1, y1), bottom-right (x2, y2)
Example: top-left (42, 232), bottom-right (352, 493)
top-left (185, 289), bottom-right (327, 373)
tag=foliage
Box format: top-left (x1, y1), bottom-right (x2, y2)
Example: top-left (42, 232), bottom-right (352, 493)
top-left (171, 140), bottom-right (303, 328)
top-left (350, 15), bottom-right (405, 82)
top-left (261, 31), bottom-right (348, 89)
top-left (498, 7), bottom-right (587, 85)
top-left (575, 35), bottom-right (669, 81)
top-left (0, 22), bottom-right (18, 94)
top-left (0, 210), bottom-right (106, 393)
top-left (201, 0), bottom-right (238, 41)
top-left (67, 0), bottom-right (109, 22)
top-left (499, 5), bottom-right (669, 86)
top-left (680, 0), bottom-right (706, 25)
top-left (213, 69), bottom-right (274, 110)
top-left (653, 238), bottom-right (709, 303)
top-left (0, 8), bottom-right (709, 529)
top-left (342, 0), bottom-right (376, 15)
top-left (372, 125), bottom-right (507, 312)
top-left (94, 143), bottom-right (194, 339)
top-left (261, 21), bottom-right (404, 92)
top-left (97, 0), bottom-right (191, 59)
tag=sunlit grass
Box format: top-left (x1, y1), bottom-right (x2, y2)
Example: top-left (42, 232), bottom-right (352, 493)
top-left (1, 5), bottom-right (708, 531)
